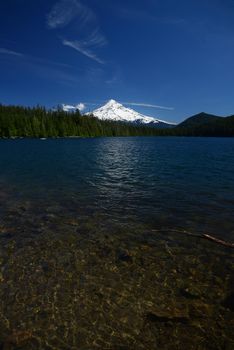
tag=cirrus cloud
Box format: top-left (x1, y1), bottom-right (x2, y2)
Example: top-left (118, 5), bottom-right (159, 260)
top-left (121, 102), bottom-right (174, 111)
top-left (46, 0), bottom-right (94, 29)
top-left (62, 28), bottom-right (107, 64)
top-left (46, 0), bottom-right (107, 64)
top-left (0, 48), bottom-right (24, 57)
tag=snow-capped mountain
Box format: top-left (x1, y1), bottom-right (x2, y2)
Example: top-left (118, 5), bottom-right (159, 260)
top-left (88, 100), bottom-right (175, 128)
top-left (60, 99), bottom-right (175, 127)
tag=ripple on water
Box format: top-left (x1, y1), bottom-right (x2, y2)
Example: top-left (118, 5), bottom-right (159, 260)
top-left (0, 137), bottom-right (234, 348)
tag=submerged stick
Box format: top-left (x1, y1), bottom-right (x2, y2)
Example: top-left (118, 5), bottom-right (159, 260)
top-left (202, 233), bottom-right (234, 248)
top-left (152, 229), bottom-right (234, 248)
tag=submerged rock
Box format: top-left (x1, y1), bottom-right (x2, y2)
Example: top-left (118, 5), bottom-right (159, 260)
top-left (145, 311), bottom-right (189, 325)
top-left (117, 250), bottom-right (133, 263)
top-left (179, 287), bottom-right (201, 300)
top-left (222, 293), bottom-right (234, 312)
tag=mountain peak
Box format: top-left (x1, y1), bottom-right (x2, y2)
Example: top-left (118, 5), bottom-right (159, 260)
top-left (89, 99), bottom-right (175, 127)
top-left (107, 99), bottom-right (118, 104)
top-left (105, 99), bottom-right (122, 107)
top-left (60, 99), bottom-right (175, 128)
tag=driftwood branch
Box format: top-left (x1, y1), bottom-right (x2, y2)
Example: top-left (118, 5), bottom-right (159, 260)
top-left (152, 229), bottom-right (234, 249)
top-left (202, 234), bottom-right (234, 248)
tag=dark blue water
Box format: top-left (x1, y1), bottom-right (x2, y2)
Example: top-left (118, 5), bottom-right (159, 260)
top-left (0, 137), bottom-right (234, 239)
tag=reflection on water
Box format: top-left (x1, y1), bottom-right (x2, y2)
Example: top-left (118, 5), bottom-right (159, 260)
top-left (0, 137), bottom-right (234, 349)
top-left (0, 137), bottom-right (234, 236)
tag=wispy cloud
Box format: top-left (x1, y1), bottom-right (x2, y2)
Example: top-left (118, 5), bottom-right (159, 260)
top-left (81, 29), bottom-right (107, 48)
top-left (79, 100), bottom-right (174, 111)
top-left (47, 0), bottom-right (94, 29)
top-left (47, 0), bottom-right (107, 64)
top-left (0, 47), bottom-right (78, 85)
top-left (62, 35), bottom-right (105, 64)
top-left (0, 47), bottom-right (71, 68)
top-left (0, 48), bottom-right (24, 57)
top-left (121, 102), bottom-right (174, 111)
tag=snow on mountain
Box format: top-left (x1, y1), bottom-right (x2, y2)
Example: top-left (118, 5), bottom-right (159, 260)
top-left (61, 99), bottom-right (175, 127)
top-left (88, 100), bottom-right (175, 127)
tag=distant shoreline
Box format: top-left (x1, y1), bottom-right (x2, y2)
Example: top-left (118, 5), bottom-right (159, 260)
top-left (0, 135), bottom-right (234, 140)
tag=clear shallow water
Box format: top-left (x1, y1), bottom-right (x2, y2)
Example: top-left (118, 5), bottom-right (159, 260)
top-left (0, 137), bottom-right (234, 349)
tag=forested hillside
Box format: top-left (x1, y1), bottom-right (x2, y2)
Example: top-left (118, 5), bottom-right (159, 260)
top-left (0, 105), bottom-right (161, 137)
top-left (175, 113), bottom-right (234, 136)
top-left (0, 104), bottom-right (234, 137)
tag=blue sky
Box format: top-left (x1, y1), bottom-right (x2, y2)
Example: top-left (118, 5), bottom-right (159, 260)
top-left (0, 0), bottom-right (234, 123)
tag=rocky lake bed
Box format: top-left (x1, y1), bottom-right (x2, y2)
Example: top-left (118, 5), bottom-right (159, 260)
top-left (0, 186), bottom-right (233, 349)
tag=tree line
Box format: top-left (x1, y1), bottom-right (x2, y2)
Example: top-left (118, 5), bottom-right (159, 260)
top-left (0, 105), bottom-right (160, 137)
top-left (0, 104), bottom-right (233, 138)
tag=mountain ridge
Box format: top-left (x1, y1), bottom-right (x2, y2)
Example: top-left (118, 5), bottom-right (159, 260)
top-left (177, 112), bottom-right (222, 128)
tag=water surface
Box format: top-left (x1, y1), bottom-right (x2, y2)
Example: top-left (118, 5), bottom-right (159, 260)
top-left (0, 137), bottom-right (234, 236)
top-left (0, 137), bottom-right (233, 349)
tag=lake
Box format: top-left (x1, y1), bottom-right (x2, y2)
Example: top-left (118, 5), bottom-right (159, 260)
top-left (0, 137), bottom-right (233, 349)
